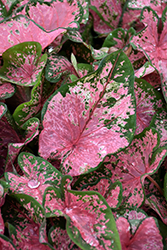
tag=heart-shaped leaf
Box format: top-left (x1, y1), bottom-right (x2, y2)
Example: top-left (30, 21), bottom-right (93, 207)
top-left (5, 152), bottom-right (62, 205)
top-left (116, 216), bottom-right (163, 249)
top-left (106, 128), bottom-right (167, 207)
top-left (0, 42), bottom-right (47, 86)
top-left (39, 50), bottom-right (136, 176)
top-left (44, 187), bottom-right (121, 249)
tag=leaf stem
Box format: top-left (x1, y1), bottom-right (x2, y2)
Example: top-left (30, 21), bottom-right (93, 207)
top-left (146, 175), bottom-right (164, 196)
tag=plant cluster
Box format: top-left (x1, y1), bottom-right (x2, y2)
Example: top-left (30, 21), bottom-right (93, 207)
top-left (0, 0), bottom-right (167, 249)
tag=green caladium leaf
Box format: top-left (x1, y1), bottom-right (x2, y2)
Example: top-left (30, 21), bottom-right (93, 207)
top-left (43, 186), bottom-right (121, 249)
top-left (5, 152), bottom-right (62, 205)
top-left (0, 42), bottom-right (47, 86)
top-left (39, 50), bottom-right (136, 176)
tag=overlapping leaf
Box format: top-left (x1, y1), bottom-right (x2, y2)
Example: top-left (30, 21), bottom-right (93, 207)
top-left (128, 0), bottom-right (167, 17)
top-left (150, 109), bottom-right (167, 147)
top-left (0, 82), bottom-right (15, 100)
top-left (81, 178), bottom-right (122, 209)
top-left (5, 152), bottom-right (62, 205)
top-left (0, 0), bottom-right (83, 55)
top-left (134, 78), bottom-right (164, 134)
top-left (39, 50), bottom-right (136, 176)
top-left (0, 42), bottom-right (47, 86)
top-left (116, 216), bottom-right (163, 249)
top-left (89, 0), bottom-right (122, 33)
top-left (130, 7), bottom-right (167, 102)
top-left (44, 187), bottom-right (121, 249)
top-left (0, 102), bottom-right (7, 119)
top-left (5, 117), bottom-right (40, 172)
top-left (105, 128), bottom-right (167, 207)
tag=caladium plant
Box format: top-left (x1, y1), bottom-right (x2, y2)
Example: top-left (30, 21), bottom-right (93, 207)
top-left (0, 0), bottom-right (167, 249)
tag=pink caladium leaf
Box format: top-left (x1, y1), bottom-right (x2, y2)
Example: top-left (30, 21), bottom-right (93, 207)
top-left (0, 42), bottom-right (47, 87)
top-left (134, 61), bottom-right (155, 78)
top-left (39, 50), bottom-right (136, 176)
top-left (134, 78), bottom-right (164, 135)
top-left (0, 82), bottom-right (15, 100)
top-left (0, 102), bottom-right (7, 119)
top-left (8, 222), bottom-right (52, 250)
top-left (12, 79), bottom-right (43, 127)
top-left (105, 128), bottom-right (167, 207)
top-left (0, 234), bottom-right (16, 249)
top-left (0, 0), bottom-right (83, 55)
top-left (165, 172), bottom-right (167, 201)
top-left (89, 0), bottom-right (122, 33)
top-left (145, 194), bottom-right (167, 225)
top-left (127, 0), bottom-right (167, 17)
top-left (3, 193), bottom-right (52, 248)
top-left (116, 216), bottom-right (163, 249)
top-left (81, 178), bottom-right (122, 209)
top-left (150, 109), bottom-right (167, 147)
top-left (45, 54), bottom-right (76, 83)
top-left (122, 209), bottom-right (147, 234)
top-left (102, 27), bottom-right (136, 51)
top-left (44, 186), bottom-right (121, 249)
top-left (5, 152), bottom-right (62, 205)
top-left (48, 226), bottom-right (81, 249)
top-left (5, 117), bottom-right (39, 172)
top-left (130, 7), bottom-right (167, 102)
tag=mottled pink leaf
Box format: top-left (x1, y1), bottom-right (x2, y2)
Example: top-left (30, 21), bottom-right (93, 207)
top-left (130, 7), bottom-right (167, 102)
top-left (82, 178), bottom-right (122, 208)
top-left (0, 0), bottom-right (81, 55)
top-left (0, 235), bottom-right (16, 249)
top-left (90, 0), bottom-right (122, 33)
top-left (0, 82), bottom-right (15, 100)
top-left (128, 0), bottom-right (167, 17)
top-left (45, 54), bottom-right (76, 83)
top-left (106, 129), bottom-right (167, 207)
top-left (49, 226), bottom-right (81, 249)
top-left (44, 187), bottom-right (121, 249)
top-left (116, 216), bottom-right (163, 249)
top-left (123, 209), bottom-right (147, 234)
top-left (0, 42), bottom-right (47, 87)
top-left (5, 152), bottom-right (62, 205)
top-left (150, 109), bottom-right (167, 147)
top-left (0, 102), bottom-right (7, 118)
top-left (9, 222), bottom-right (51, 250)
top-left (134, 78), bottom-right (163, 134)
top-left (5, 117), bottom-right (39, 172)
top-left (145, 194), bottom-right (167, 225)
top-left (39, 50), bottom-right (136, 176)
